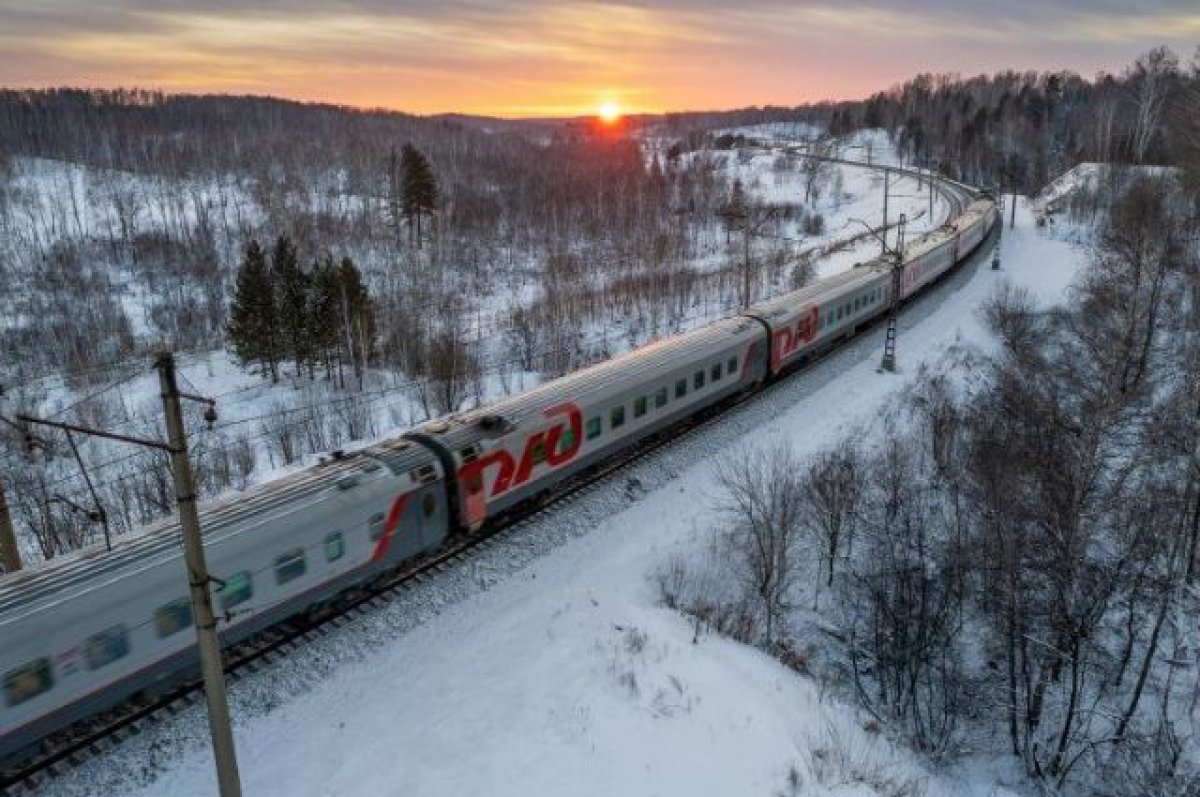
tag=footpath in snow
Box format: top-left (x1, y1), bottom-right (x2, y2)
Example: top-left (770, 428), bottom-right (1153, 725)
top-left (45, 201), bottom-right (1084, 797)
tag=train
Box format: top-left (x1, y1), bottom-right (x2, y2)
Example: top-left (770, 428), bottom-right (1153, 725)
top-left (0, 183), bottom-right (997, 770)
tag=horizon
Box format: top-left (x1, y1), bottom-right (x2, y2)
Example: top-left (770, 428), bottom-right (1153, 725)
top-left (1, 1), bottom-right (1196, 118)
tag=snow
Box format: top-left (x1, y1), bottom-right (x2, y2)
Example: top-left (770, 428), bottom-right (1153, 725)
top-left (1033, 161), bottom-right (1178, 213)
top-left (39, 194), bottom-right (1086, 796)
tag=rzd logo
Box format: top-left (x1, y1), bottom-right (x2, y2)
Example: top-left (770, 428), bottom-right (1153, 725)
top-left (770, 307), bottom-right (819, 373)
top-left (459, 402), bottom-right (583, 501)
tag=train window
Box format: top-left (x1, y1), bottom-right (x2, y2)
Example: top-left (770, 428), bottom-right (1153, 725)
top-left (611, 405), bottom-right (626, 429)
top-left (675, 379), bottom-right (687, 398)
top-left (655, 387), bottom-right (668, 408)
top-left (727, 356), bottom-right (738, 374)
top-left (557, 427), bottom-right (576, 455)
top-left (218, 571), bottom-right (254, 612)
top-left (422, 492), bottom-right (437, 517)
top-left (693, 370), bottom-right (705, 390)
top-left (836, 307), bottom-right (843, 321)
top-left (4, 659), bottom-right (54, 707)
top-left (84, 625), bottom-right (130, 670)
top-left (368, 512), bottom-right (386, 541)
top-left (711, 362), bottom-right (722, 381)
top-left (586, 417), bottom-right (602, 440)
top-left (633, 396), bottom-right (647, 418)
top-left (275, 549), bottom-right (307, 585)
top-left (325, 532), bottom-right (346, 562)
top-left (155, 598), bottom-right (193, 638)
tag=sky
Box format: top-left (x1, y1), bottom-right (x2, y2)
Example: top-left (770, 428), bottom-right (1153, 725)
top-left (0, 1), bottom-right (1196, 117)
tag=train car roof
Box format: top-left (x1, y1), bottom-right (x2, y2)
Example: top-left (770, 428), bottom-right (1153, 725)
top-left (409, 315), bottom-right (764, 450)
top-left (0, 440), bottom-right (438, 618)
top-left (742, 261), bottom-right (888, 323)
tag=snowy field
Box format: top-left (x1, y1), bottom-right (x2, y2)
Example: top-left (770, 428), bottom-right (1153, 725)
top-left (40, 200), bottom-right (1087, 796)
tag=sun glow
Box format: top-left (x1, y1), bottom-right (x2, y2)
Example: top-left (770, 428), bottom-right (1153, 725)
top-left (598, 101), bottom-right (621, 123)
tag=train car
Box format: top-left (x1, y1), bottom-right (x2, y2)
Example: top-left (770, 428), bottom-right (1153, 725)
top-left (741, 266), bottom-right (892, 377)
top-left (408, 315), bottom-right (770, 532)
top-left (0, 441), bottom-right (447, 766)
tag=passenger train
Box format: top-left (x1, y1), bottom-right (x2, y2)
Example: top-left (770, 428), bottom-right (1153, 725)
top-left (0, 187), bottom-right (997, 770)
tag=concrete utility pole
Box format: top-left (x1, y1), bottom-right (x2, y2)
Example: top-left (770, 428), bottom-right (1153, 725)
top-left (0, 481), bottom-right (22, 573)
top-left (158, 352), bottom-right (243, 797)
top-left (742, 215), bottom-right (752, 309)
top-left (880, 170), bottom-right (890, 255)
top-left (880, 213), bottom-right (907, 373)
top-left (928, 163), bottom-right (935, 219)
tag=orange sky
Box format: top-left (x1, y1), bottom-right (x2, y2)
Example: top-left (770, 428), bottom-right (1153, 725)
top-left (1, 1), bottom-right (1197, 117)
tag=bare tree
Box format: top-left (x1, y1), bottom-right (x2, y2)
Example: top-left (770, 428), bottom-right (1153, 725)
top-left (714, 442), bottom-right (806, 646)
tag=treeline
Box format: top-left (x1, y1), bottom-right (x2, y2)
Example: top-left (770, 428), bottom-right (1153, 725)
top-left (825, 47), bottom-right (1200, 195)
top-left (0, 89), bottom-right (716, 386)
top-left (227, 237), bottom-right (375, 387)
top-left (664, 173), bottom-right (1200, 793)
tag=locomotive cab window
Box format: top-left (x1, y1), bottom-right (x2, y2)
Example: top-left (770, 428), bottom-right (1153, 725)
top-left (4, 659), bottom-right (54, 707)
top-left (611, 405), bottom-right (626, 429)
top-left (218, 570), bottom-right (254, 612)
top-left (655, 387), bottom-right (668, 408)
top-left (586, 416), bottom-right (602, 440)
top-left (325, 532), bottom-right (346, 562)
top-left (155, 598), bottom-right (194, 638)
top-left (275, 549), bottom-right (307, 585)
top-left (84, 625), bottom-right (130, 670)
top-left (633, 396), bottom-right (648, 418)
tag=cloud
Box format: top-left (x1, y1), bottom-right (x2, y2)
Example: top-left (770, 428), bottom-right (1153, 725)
top-left (0, 0), bottom-right (1196, 115)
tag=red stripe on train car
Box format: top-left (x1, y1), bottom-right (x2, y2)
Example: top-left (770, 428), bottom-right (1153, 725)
top-left (369, 492), bottom-right (410, 563)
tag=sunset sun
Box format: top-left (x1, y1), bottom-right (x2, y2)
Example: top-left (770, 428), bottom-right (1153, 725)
top-left (598, 101), bottom-right (621, 123)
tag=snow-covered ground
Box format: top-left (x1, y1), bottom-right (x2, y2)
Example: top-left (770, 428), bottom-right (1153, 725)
top-left (40, 199), bottom-right (1086, 796)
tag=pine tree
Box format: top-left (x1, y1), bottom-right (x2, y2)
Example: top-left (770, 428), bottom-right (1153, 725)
top-left (400, 143), bottom-right (438, 246)
top-left (309, 255), bottom-right (342, 380)
top-left (227, 239), bottom-right (280, 381)
top-left (271, 236), bottom-right (312, 376)
top-left (336, 256), bottom-right (375, 388)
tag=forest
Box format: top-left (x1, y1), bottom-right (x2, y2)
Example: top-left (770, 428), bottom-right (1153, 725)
top-left (1, 46), bottom-right (1197, 570)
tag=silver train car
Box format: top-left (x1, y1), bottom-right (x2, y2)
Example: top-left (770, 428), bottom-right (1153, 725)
top-left (0, 193), bottom-right (997, 769)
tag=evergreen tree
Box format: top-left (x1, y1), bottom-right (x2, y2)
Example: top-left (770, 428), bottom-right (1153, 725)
top-left (336, 256), bottom-right (375, 388)
top-left (309, 256), bottom-right (342, 380)
top-left (400, 143), bottom-right (438, 246)
top-left (271, 236), bottom-right (312, 375)
top-left (227, 239), bottom-right (280, 381)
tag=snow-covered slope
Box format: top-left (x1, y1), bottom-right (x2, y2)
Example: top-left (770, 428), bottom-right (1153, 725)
top-left (40, 199), bottom-right (1085, 796)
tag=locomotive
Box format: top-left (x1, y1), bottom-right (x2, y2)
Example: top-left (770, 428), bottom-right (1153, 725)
top-left (0, 189), bottom-right (997, 769)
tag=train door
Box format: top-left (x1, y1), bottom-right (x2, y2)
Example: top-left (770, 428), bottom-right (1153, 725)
top-left (459, 444), bottom-right (487, 532)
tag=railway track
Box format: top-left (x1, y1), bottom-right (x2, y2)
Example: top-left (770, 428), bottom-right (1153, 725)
top-left (1, 157), bottom-right (986, 795)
